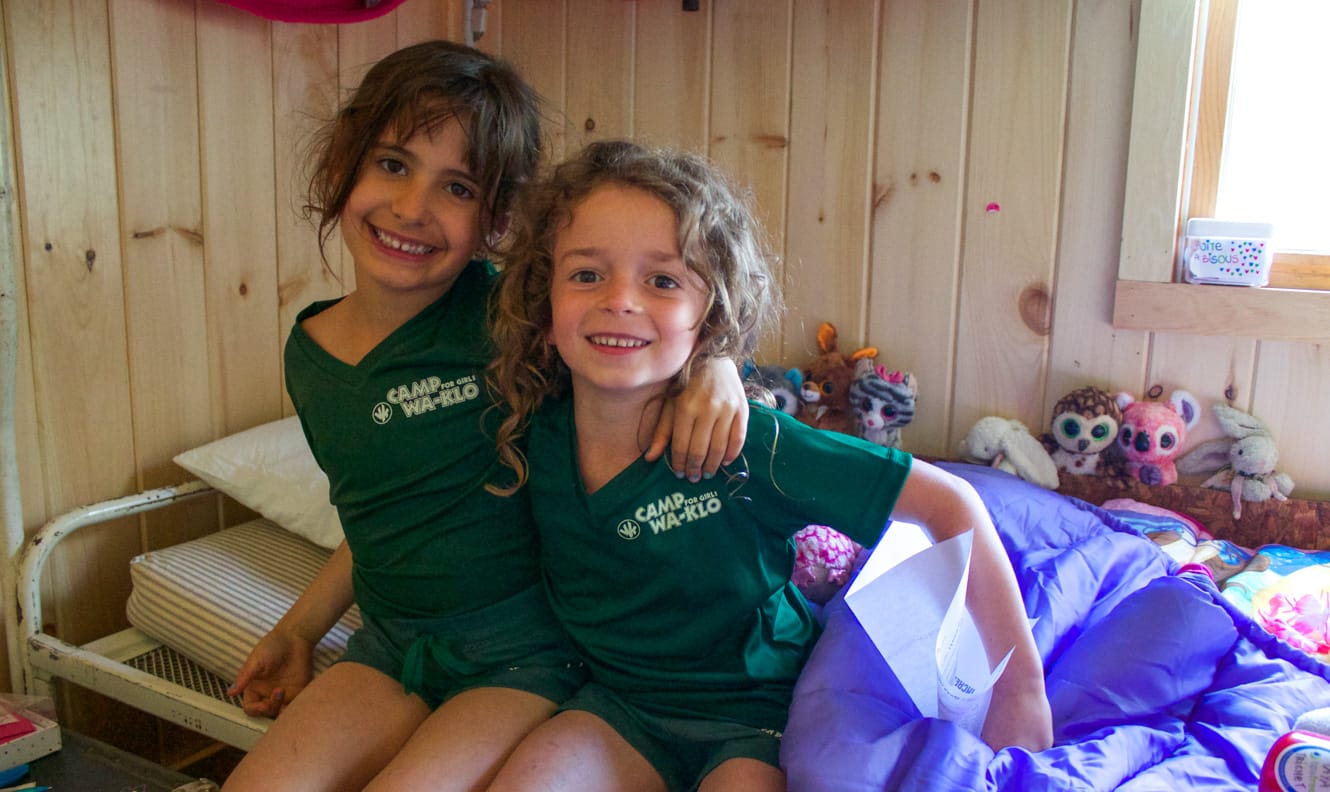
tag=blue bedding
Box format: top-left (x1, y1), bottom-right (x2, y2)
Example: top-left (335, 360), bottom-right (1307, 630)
top-left (782, 463), bottom-right (1330, 790)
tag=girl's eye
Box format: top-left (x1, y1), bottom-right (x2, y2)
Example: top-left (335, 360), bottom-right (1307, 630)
top-left (445, 182), bottom-right (475, 200)
top-left (378, 157), bottom-right (407, 176)
top-left (650, 274), bottom-right (680, 289)
top-left (570, 270), bottom-right (601, 284)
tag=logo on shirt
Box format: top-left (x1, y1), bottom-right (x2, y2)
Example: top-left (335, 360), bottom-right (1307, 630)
top-left (373, 374), bottom-right (482, 423)
top-left (632, 489), bottom-right (722, 536)
top-left (616, 519), bottom-right (641, 540)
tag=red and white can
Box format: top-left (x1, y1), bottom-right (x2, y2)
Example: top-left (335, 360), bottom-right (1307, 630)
top-left (1261, 730), bottom-right (1330, 791)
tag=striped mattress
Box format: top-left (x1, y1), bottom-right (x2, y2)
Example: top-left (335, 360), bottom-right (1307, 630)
top-left (127, 519), bottom-right (362, 685)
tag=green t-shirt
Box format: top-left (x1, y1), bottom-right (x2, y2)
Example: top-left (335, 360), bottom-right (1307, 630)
top-left (526, 398), bottom-right (911, 728)
top-left (284, 260), bottom-right (537, 620)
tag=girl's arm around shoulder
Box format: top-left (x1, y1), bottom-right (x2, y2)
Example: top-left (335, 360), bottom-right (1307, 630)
top-left (891, 461), bottom-right (1054, 753)
top-left (644, 356), bottom-right (749, 482)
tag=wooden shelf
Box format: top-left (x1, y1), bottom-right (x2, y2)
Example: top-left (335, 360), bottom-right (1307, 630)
top-left (1113, 280), bottom-right (1330, 343)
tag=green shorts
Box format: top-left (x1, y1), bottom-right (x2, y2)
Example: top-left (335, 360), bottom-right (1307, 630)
top-left (559, 682), bottom-right (782, 792)
top-left (340, 584), bottom-right (586, 709)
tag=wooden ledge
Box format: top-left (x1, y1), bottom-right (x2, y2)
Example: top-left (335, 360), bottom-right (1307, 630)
top-left (1112, 280), bottom-right (1330, 343)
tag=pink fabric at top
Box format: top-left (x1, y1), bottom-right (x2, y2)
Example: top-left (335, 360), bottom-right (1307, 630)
top-left (214, 0), bottom-right (410, 24)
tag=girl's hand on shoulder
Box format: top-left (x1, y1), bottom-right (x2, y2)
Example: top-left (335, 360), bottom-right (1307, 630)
top-left (646, 357), bottom-right (748, 482)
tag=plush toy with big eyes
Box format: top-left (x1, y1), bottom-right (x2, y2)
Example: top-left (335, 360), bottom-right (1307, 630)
top-left (1114, 389), bottom-right (1201, 486)
top-left (797, 322), bottom-right (877, 436)
top-left (741, 361), bottom-right (803, 417)
top-left (1045, 386), bottom-right (1122, 476)
top-left (849, 359), bottom-right (917, 449)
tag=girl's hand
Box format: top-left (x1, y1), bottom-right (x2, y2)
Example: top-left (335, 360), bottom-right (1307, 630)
top-left (646, 358), bottom-right (748, 482)
top-left (980, 669), bottom-right (1053, 753)
top-left (228, 628), bottom-right (315, 717)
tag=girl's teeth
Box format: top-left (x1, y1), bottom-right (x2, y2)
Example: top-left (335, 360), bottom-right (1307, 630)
top-left (591, 336), bottom-right (646, 348)
top-left (375, 228), bottom-right (433, 255)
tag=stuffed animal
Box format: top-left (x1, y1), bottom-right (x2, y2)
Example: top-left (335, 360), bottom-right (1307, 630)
top-left (741, 361), bottom-right (803, 416)
top-left (797, 322), bottom-right (878, 436)
top-left (959, 416), bottom-right (1060, 489)
top-left (1042, 385), bottom-right (1122, 476)
top-left (1176, 403), bottom-right (1294, 519)
top-left (791, 524), bottom-right (864, 605)
top-left (848, 358), bottom-right (917, 449)
top-left (1114, 389), bottom-right (1201, 487)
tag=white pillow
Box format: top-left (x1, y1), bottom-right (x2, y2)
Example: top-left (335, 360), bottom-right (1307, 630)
top-left (173, 416), bottom-right (344, 549)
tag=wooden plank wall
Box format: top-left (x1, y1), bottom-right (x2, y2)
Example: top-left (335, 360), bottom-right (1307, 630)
top-left (3, 0), bottom-right (1329, 760)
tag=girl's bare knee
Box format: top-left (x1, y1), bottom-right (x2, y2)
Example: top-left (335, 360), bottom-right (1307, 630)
top-left (698, 757), bottom-right (785, 792)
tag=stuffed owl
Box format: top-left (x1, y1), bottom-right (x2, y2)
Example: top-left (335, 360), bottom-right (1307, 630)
top-left (1043, 386), bottom-right (1122, 476)
top-left (1114, 389), bottom-right (1201, 487)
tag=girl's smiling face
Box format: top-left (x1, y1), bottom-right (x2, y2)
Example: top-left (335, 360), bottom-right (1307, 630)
top-left (340, 115), bottom-right (484, 305)
top-left (547, 184), bottom-right (710, 401)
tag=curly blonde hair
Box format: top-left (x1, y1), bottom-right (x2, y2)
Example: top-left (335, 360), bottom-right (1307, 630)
top-left (488, 140), bottom-right (781, 494)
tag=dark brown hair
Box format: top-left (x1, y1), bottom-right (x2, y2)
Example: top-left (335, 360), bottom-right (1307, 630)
top-left (305, 40), bottom-right (544, 260)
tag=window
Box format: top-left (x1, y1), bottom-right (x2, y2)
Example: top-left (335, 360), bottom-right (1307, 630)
top-left (1112, 0), bottom-right (1330, 342)
top-left (1187, 0), bottom-right (1330, 290)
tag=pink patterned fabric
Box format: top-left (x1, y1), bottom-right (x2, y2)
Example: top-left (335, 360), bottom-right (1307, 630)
top-left (1259, 591), bottom-right (1330, 657)
top-left (215, 0), bottom-right (409, 24)
top-left (791, 525), bottom-right (864, 605)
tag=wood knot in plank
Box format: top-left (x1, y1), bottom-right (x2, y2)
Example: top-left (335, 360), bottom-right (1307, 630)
top-left (1018, 282), bottom-right (1051, 336)
top-left (872, 180), bottom-right (894, 209)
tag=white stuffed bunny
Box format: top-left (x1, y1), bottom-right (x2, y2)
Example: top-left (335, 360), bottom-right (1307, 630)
top-left (959, 416), bottom-right (1060, 490)
top-left (1176, 403), bottom-right (1294, 519)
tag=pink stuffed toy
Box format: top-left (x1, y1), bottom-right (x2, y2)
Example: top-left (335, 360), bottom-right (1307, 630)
top-left (1114, 389), bottom-right (1201, 486)
top-left (792, 525), bottom-right (863, 605)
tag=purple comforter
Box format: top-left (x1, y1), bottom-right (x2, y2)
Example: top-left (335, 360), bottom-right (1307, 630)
top-left (782, 463), bottom-right (1330, 791)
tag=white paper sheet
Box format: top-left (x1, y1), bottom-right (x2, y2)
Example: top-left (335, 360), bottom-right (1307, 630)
top-left (845, 521), bottom-right (1011, 734)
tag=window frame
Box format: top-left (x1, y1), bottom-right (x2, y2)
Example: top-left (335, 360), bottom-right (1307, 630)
top-left (1112, 0), bottom-right (1330, 341)
top-left (1191, 0), bottom-right (1329, 288)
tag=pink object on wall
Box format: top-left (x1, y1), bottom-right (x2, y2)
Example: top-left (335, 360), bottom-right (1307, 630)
top-left (215, 0), bottom-right (410, 24)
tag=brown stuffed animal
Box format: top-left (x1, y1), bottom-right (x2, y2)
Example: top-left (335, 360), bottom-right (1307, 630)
top-left (798, 322), bottom-right (878, 435)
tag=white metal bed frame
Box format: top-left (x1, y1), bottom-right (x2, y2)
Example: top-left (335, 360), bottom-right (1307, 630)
top-left (0, 49), bottom-right (265, 750)
top-left (12, 481), bottom-right (270, 750)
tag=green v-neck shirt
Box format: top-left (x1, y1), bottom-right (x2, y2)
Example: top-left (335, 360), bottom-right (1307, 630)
top-left (284, 260), bottom-right (538, 620)
top-left (527, 397), bottom-right (911, 728)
